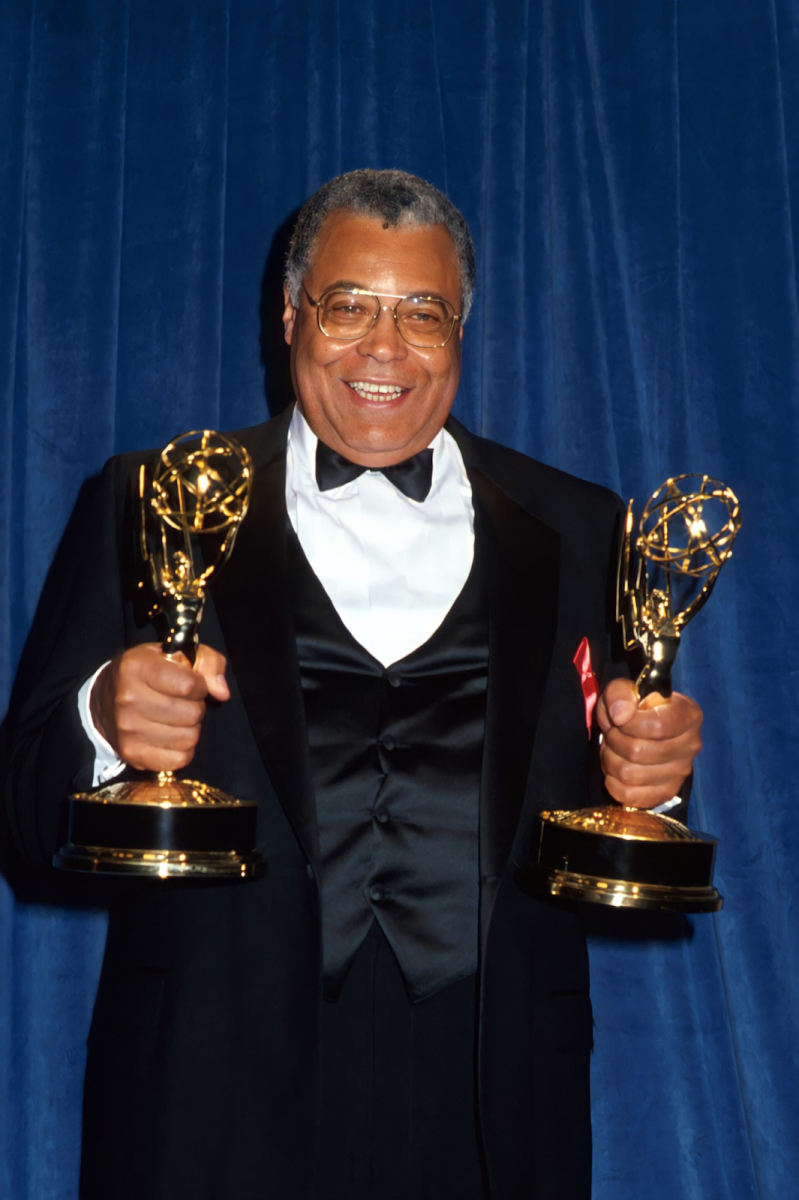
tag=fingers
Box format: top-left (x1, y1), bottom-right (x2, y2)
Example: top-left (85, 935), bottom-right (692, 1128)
top-left (138, 649), bottom-right (209, 699)
top-left (597, 683), bottom-right (703, 809)
top-left (601, 772), bottom-right (687, 810)
top-left (599, 741), bottom-right (695, 805)
top-left (112, 717), bottom-right (204, 775)
top-left (604, 713), bottom-right (702, 762)
top-left (90, 642), bottom-right (229, 773)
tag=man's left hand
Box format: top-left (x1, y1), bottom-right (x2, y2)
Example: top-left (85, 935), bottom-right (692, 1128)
top-left (596, 678), bottom-right (703, 809)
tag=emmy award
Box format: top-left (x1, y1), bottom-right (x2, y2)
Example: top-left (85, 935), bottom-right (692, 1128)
top-left (54, 430), bottom-right (265, 880)
top-left (527, 475), bottom-right (741, 912)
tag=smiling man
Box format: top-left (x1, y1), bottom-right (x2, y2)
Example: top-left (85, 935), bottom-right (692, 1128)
top-left (6, 170), bottom-right (702, 1200)
top-left (283, 210), bottom-right (464, 463)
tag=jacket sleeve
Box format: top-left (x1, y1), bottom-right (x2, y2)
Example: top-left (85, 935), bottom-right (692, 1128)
top-left (4, 455), bottom-right (133, 868)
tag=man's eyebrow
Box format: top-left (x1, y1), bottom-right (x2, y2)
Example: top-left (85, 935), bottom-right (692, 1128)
top-left (324, 279), bottom-right (366, 292)
top-left (404, 290), bottom-right (451, 303)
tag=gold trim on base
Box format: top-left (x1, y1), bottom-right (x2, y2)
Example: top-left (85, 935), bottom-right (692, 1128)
top-left (70, 775), bottom-right (248, 808)
top-left (53, 844), bottom-right (265, 880)
top-left (530, 866), bottom-right (722, 913)
top-left (538, 806), bottom-right (696, 842)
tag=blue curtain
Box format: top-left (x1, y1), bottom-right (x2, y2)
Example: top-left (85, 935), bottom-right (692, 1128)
top-left (2, 2), bottom-right (797, 1197)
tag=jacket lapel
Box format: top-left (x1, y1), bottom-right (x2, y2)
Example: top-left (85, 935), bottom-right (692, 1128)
top-left (451, 422), bottom-right (560, 938)
top-left (208, 409), bottom-right (320, 869)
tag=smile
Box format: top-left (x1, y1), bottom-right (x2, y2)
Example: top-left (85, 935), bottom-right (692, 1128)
top-left (347, 381), bottom-right (407, 401)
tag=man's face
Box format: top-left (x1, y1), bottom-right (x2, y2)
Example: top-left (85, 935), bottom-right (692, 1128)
top-left (282, 212), bottom-right (463, 466)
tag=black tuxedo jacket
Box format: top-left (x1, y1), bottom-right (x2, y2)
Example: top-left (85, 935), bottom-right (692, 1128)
top-left (6, 407), bottom-right (626, 1199)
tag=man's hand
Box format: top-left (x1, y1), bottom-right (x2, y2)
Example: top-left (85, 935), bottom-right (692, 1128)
top-left (596, 677), bottom-right (703, 809)
top-left (90, 643), bottom-right (230, 773)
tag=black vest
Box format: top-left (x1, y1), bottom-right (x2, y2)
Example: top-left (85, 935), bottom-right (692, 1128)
top-left (287, 529), bottom-right (489, 1003)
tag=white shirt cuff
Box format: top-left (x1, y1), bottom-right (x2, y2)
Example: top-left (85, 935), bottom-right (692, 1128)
top-left (77, 663), bottom-right (126, 787)
top-left (650, 796), bottom-right (683, 815)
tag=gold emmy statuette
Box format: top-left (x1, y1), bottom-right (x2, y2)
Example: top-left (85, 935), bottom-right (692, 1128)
top-left (527, 475), bottom-right (741, 912)
top-left (54, 430), bottom-right (265, 880)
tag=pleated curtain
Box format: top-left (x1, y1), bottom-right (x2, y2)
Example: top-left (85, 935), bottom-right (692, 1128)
top-left (1, 2), bottom-right (797, 1197)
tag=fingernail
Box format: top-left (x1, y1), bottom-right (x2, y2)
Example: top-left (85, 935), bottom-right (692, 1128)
top-left (216, 674), bottom-right (229, 695)
top-left (610, 700), bottom-right (630, 722)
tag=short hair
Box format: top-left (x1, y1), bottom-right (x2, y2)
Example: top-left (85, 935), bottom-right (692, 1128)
top-left (285, 168), bottom-right (476, 321)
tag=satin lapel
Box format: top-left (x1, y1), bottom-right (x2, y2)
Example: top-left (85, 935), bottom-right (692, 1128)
top-left (208, 416), bottom-right (319, 868)
top-left (468, 465), bottom-right (560, 931)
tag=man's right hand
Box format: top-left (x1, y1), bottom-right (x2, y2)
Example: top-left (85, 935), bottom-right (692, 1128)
top-left (90, 643), bottom-right (230, 773)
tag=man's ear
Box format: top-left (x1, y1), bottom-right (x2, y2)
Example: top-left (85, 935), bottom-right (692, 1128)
top-left (282, 282), bottom-right (297, 345)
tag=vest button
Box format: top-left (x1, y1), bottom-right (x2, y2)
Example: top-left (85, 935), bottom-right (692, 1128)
top-left (380, 735), bottom-right (395, 751)
top-left (374, 810), bottom-right (389, 825)
top-left (368, 884), bottom-right (384, 902)
top-left (385, 670), bottom-right (401, 688)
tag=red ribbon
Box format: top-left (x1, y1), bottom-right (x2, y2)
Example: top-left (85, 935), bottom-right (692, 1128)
top-left (573, 636), bottom-right (599, 738)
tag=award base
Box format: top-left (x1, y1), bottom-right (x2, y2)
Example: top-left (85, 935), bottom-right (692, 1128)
top-left (54, 775), bottom-right (265, 880)
top-left (525, 806), bottom-right (722, 913)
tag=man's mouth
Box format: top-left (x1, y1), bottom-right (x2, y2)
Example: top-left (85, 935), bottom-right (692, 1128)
top-left (346, 381), bottom-right (408, 402)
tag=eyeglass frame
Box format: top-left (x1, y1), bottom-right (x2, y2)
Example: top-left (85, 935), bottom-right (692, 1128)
top-left (301, 283), bottom-right (462, 349)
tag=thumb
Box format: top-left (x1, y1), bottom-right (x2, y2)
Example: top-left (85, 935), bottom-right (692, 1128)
top-left (597, 677), bottom-right (640, 732)
top-left (194, 644), bottom-right (230, 702)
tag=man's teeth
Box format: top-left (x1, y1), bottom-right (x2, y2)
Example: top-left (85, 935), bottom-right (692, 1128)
top-left (348, 382), bottom-right (405, 400)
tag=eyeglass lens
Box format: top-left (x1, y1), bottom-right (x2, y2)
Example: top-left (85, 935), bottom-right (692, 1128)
top-left (318, 291), bottom-right (456, 347)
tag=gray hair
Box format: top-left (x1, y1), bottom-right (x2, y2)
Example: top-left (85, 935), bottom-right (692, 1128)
top-left (285, 168), bottom-right (476, 321)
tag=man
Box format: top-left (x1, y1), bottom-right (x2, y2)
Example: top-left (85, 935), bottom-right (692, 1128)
top-left (6, 170), bottom-right (701, 1199)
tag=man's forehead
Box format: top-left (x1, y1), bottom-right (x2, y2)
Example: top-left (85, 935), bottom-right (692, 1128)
top-left (307, 212), bottom-right (461, 297)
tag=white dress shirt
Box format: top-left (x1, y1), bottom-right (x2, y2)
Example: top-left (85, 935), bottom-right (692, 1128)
top-left (285, 407), bottom-right (474, 665)
top-left (79, 407), bottom-right (475, 785)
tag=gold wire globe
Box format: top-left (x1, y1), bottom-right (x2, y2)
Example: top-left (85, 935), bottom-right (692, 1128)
top-left (152, 430), bottom-right (252, 536)
top-left (639, 474), bottom-right (741, 580)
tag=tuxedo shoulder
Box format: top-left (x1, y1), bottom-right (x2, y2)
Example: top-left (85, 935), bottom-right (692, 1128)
top-left (456, 425), bottom-right (624, 527)
top-left (99, 414), bottom-right (286, 484)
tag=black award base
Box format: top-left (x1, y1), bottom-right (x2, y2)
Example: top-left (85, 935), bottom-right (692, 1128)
top-left (524, 806), bottom-right (722, 913)
top-left (54, 775), bottom-right (265, 880)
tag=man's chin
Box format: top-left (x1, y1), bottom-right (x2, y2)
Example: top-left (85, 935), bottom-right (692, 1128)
top-left (329, 423), bottom-right (444, 466)
top-left (332, 440), bottom-right (424, 467)
top-left (295, 396), bottom-right (451, 465)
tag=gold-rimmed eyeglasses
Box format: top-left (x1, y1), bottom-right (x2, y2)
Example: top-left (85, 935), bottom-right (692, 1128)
top-left (302, 284), bottom-right (461, 348)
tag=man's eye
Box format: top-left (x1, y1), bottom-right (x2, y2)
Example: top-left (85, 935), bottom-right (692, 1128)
top-left (405, 309), bottom-right (442, 325)
top-left (329, 302), bottom-right (368, 318)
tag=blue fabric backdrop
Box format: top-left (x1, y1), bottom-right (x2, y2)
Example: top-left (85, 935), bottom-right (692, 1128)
top-left (1, 1), bottom-right (797, 1197)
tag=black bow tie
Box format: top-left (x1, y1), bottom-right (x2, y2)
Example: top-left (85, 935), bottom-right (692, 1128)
top-left (315, 441), bottom-right (434, 502)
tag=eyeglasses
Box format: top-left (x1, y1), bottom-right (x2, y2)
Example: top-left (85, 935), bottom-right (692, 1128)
top-left (302, 284), bottom-right (461, 348)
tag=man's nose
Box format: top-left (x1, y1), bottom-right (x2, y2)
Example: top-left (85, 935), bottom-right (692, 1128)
top-left (356, 306), bottom-right (408, 361)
